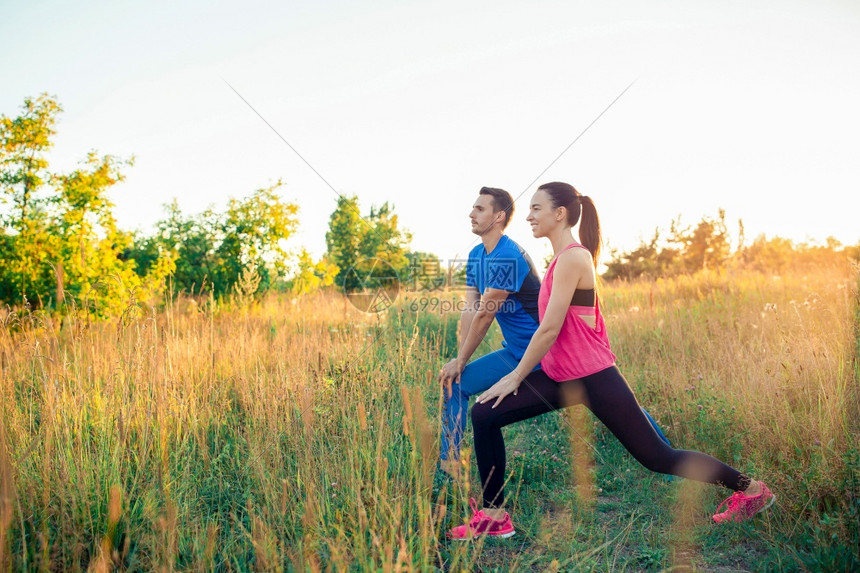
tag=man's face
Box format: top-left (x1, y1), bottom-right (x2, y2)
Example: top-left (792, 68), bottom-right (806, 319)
top-left (469, 194), bottom-right (503, 236)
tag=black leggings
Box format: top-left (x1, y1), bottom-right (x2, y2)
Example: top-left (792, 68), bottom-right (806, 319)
top-left (471, 366), bottom-right (751, 508)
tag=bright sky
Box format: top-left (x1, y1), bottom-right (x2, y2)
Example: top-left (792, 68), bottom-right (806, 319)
top-left (2, 0), bottom-right (859, 271)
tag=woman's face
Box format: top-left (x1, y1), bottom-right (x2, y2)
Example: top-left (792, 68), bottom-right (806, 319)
top-left (526, 189), bottom-right (561, 238)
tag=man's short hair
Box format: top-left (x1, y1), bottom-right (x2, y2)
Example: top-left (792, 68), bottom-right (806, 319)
top-left (479, 187), bottom-right (514, 229)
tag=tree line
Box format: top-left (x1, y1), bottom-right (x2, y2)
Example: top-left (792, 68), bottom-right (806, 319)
top-left (602, 210), bottom-right (859, 281)
top-left (0, 94), bottom-right (424, 316)
top-left (3, 95), bottom-right (855, 318)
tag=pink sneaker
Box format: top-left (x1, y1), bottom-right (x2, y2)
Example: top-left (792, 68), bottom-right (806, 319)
top-left (447, 498), bottom-right (516, 540)
top-left (712, 482), bottom-right (775, 523)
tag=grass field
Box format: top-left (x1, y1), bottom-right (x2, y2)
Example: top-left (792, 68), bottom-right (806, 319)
top-left (1, 262), bottom-right (858, 571)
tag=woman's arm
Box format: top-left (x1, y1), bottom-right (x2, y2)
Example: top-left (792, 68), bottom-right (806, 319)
top-left (477, 248), bottom-right (591, 407)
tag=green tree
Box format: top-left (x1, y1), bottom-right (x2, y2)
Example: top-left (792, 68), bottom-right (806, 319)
top-left (0, 94), bottom-right (62, 304)
top-left (53, 152), bottom-right (151, 312)
top-left (128, 182), bottom-right (299, 298)
top-left (670, 209), bottom-right (730, 273)
top-left (738, 235), bottom-right (794, 273)
top-left (159, 201), bottom-right (219, 294)
top-left (1, 95), bottom-right (172, 313)
top-left (214, 182), bottom-right (298, 294)
top-left (289, 249), bottom-right (338, 295)
top-left (603, 210), bottom-right (732, 281)
top-left (603, 229), bottom-right (680, 281)
top-left (325, 195), bottom-right (364, 291)
top-left (361, 203), bottom-right (411, 266)
top-left (736, 235), bottom-right (855, 273)
top-left (325, 196), bottom-right (411, 292)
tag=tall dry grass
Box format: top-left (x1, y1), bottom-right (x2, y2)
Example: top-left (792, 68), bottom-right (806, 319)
top-left (603, 262), bottom-right (859, 569)
top-left (605, 265), bottom-right (858, 491)
top-left (0, 291), bottom-right (462, 571)
top-left (0, 260), bottom-right (857, 570)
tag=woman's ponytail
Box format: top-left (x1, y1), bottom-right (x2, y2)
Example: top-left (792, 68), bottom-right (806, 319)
top-left (578, 195), bottom-right (601, 268)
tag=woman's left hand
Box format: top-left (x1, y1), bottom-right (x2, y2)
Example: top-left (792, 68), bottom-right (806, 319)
top-left (477, 372), bottom-right (523, 409)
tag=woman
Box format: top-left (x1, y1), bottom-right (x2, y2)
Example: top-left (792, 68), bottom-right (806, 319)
top-left (447, 182), bottom-right (774, 540)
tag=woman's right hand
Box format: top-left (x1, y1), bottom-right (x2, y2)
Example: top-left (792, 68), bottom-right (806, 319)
top-left (476, 371), bottom-right (522, 409)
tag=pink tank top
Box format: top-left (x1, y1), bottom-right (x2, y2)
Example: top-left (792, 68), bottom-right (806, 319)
top-left (538, 243), bottom-right (616, 381)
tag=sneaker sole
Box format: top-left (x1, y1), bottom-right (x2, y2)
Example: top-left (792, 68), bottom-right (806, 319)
top-left (759, 493), bottom-right (776, 514)
top-left (747, 493), bottom-right (777, 519)
top-left (450, 530), bottom-right (516, 541)
top-left (745, 493), bottom-right (777, 521)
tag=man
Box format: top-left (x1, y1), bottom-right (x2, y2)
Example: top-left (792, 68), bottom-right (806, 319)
top-left (438, 187), bottom-right (542, 476)
top-left (437, 187), bottom-right (670, 477)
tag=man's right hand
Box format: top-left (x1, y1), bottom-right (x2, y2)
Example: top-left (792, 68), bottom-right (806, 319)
top-left (438, 358), bottom-right (463, 398)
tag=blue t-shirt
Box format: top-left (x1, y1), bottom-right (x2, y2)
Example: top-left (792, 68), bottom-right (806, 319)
top-left (466, 235), bottom-right (541, 357)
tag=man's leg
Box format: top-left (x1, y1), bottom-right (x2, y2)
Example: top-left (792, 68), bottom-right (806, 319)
top-left (440, 347), bottom-right (522, 461)
top-left (641, 407), bottom-right (671, 446)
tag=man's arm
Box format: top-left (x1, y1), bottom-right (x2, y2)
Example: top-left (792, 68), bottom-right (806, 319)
top-left (455, 286), bottom-right (508, 368)
top-left (438, 286), bottom-right (507, 394)
top-left (456, 286), bottom-right (481, 356)
top-left (439, 286), bottom-right (480, 388)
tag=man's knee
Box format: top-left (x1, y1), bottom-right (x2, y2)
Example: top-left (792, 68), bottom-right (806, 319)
top-left (444, 380), bottom-right (465, 401)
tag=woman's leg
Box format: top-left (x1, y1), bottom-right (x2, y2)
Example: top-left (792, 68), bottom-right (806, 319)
top-left (470, 370), bottom-right (587, 508)
top-left (581, 366), bottom-right (750, 490)
top-left (440, 348), bottom-right (523, 461)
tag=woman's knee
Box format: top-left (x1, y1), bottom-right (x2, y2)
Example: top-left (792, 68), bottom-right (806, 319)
top-left (470, 401), bottom-right (499, 429)
top-left (633, 446), bottom-right (678, 474)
